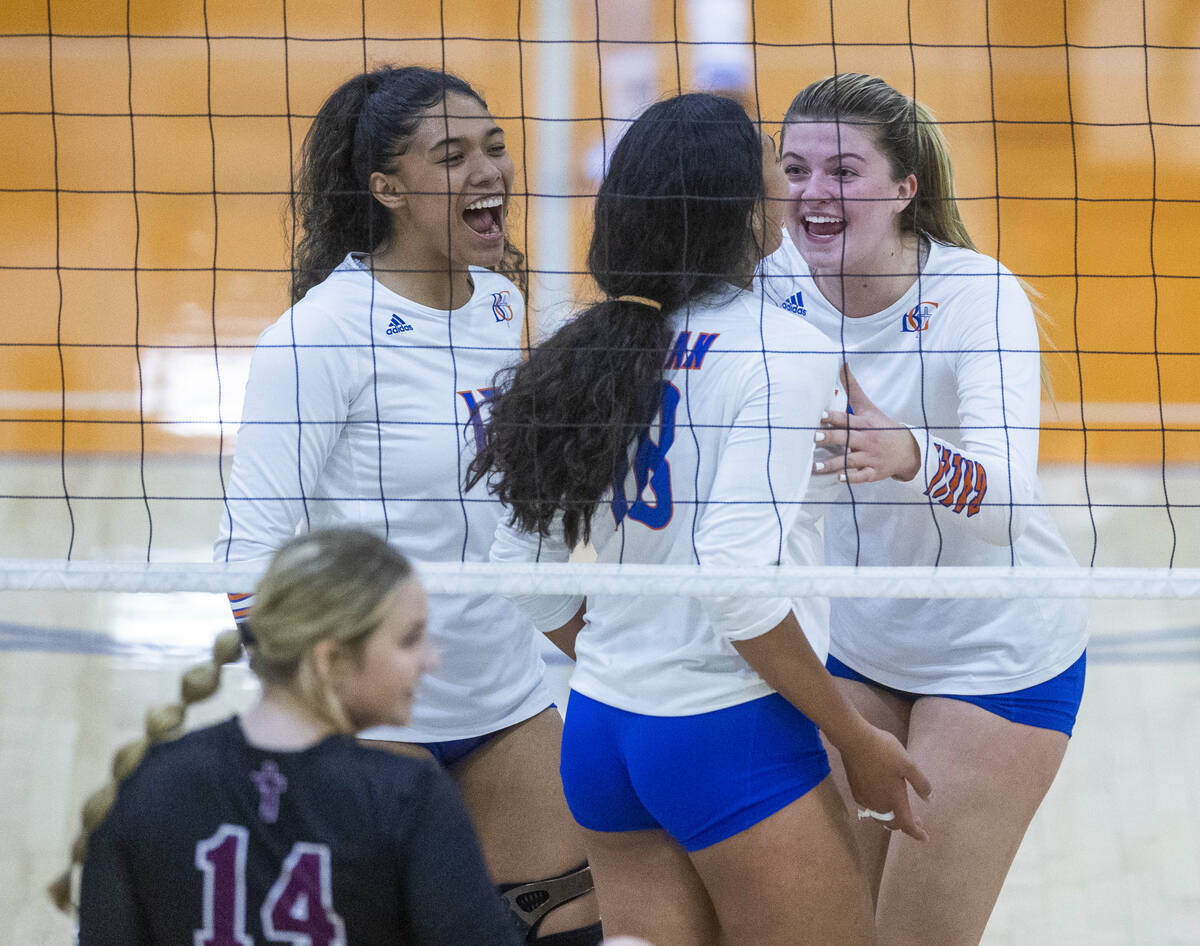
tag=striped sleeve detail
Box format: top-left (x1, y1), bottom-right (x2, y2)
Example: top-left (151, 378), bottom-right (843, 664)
top-left (227, 592), bottom-right (254, 622)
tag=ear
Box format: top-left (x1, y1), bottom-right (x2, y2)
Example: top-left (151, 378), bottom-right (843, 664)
top-left (896, 172), bottom-right (918, 211)
top-left (310, 638), bottom-right (340, 680)
top-left (749, 199), bottom-right (765, 232)
top-left (369, 170), bottom-right (406, 211)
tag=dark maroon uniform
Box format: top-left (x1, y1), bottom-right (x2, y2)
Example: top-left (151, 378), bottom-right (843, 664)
top-left (79, 718), bottom-right (520, 945)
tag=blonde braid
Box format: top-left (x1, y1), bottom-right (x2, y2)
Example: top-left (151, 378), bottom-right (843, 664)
top-left (48, 628), bottom-right (244, 912)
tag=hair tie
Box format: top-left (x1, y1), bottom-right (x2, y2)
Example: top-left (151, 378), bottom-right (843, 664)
top-left (615, 295), bottom-right (663, 311)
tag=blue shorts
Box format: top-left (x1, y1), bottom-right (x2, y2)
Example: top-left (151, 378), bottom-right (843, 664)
top-left (418, 703), bottom-right (559, 768)
top-left (419, 732), bottom-right (498, 768)
top-left (560, 690), bottom-right (831, 852)
top-left (826, 651), bottom-right (1086, 737)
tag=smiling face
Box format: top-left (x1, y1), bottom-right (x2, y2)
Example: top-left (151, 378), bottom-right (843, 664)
top-left (371, 92), bottom-right (515, 273)
top-left (329, 578), bottom-right (435, 730)
top-left (780, 119), bottom-right (916, 279)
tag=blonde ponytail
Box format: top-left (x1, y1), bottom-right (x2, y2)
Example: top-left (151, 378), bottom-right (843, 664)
top-left (49, 628), bottom-right (244, 913)
top-left (51, 528), bottom-right (413, 914)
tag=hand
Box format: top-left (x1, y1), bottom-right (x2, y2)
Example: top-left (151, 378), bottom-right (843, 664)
top-left (837, 723), bottom-right (932, 841)
top-left (812, 364), bottom-right (921, 483)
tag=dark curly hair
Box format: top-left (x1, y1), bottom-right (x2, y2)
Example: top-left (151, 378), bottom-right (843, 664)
top-left (466, 93), bottom-right (766, 547)
top-left (291, 65), bottom-right (526, 303)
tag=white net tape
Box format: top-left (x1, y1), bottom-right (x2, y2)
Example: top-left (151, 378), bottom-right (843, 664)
top-left (3, 561), bottom-right (1198, 599)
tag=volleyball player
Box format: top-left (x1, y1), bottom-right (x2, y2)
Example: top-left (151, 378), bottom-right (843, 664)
top-left (761, 73), bottom-right (1089, 944)
top-left (53, 528), bottom-right (521, 945)
top-left (213, 67), bottom-right (599, 943)
top-left (471, 92), bottom-right (931, 946)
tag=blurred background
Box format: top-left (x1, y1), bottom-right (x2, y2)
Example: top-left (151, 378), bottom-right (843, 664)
top-left (1, 1), bottom-right (1197, 943)
top-left (2, 0), bottom-right (1198, 470)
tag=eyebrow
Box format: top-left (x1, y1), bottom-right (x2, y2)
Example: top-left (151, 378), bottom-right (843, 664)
top-left (427, 126), bottom-right (505, 153)
top-left (780, 151), bottom-right (867, 163)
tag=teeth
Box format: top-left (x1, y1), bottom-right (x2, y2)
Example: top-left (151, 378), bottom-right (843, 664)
top-left (465, 196), bottom-right (503, 211)
top-left (806, 215), bottom-right (843, 224)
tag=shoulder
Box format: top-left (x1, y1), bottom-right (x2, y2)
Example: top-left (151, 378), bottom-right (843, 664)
top-left (470, 268), bottom-right (524, 301)
top-left (923, 244), bottom-right (1037, 348)
top-left (722, 290), bottom-right (839, 357)
top-left (106, 723), bottom-right (229, 817)
top-left (928, 241), bottom-right (1023, 286)
top-left (470, 266), bottom-right (521, 293)
top-left (682, 291), bottom-right (839, 400)
top-left (467, 268), bottom-right (525, 321)
top-left (329, 743), bottom-right (466, 834)
top-left (324, 739), bottom-right (446, 798)
top-left (155, 719), bottom-right (233, 765)
top-left (925, 242), bottom-right (1032, 316)
top-left (259, 258), bottom-right (372, 346)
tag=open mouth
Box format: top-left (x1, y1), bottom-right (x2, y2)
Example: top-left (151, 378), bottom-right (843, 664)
top-left (803, 214), bottom-right (845, 238)
top-left (463, 195), bottom-right (504, 237)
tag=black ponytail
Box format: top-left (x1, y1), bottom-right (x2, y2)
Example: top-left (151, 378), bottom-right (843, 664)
top-left (468, 93), bottom-right (764, 546)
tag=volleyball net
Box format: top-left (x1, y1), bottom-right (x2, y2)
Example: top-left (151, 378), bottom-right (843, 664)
top-left (1, 0), bottom-right (1197, 599)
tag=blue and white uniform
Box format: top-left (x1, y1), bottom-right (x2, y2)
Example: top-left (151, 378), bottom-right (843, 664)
top-left (215, 255), bottom-right (552, 743)
top-left (493, 287), bottom-right (842, 849)
top-left (761, 232), bottom-right (1088, 698)
top-left (494, 286), bottom-right (840, 714)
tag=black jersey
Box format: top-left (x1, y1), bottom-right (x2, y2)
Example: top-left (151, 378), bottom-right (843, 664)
top-left (78, 717), bottom-right (521, 945)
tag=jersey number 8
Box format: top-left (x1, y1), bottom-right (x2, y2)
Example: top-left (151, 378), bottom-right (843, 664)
top-left (612, 381), bottom-right (680, 530)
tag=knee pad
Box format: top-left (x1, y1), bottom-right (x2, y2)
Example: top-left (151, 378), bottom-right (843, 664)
top-left (498, 862), bottom-right (597, 943)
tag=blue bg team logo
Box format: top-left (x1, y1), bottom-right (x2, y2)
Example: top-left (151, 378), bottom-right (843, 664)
top-left (901, 301), bottom-right (938, 332)
top-left (491, 291), bottom-right (514, 322)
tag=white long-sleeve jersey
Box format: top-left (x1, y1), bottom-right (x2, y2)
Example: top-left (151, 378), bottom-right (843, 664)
top-left (215, 255), bottom-right (551, 741)
top-left (760, 233), bottom-right (1088, 694)
top-left (492, 287), bottom-right (841, 716)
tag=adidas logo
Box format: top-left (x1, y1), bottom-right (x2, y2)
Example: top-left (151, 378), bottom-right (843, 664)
top-left (385, 314), bottom-right (414, 335)
top-left (781, 291), bottom-right (807, 317)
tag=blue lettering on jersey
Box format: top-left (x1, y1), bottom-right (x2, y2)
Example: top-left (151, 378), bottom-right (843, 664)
top-left (491, 291), bottom-right (514, 322)
top-left (664, 331), bottom-right (720, 371)
top-left (386, 314), bottom-right (414, 335)
top-left (901, 301), bottom-right (938, 332)
top-left (612, 381), bottom-right (680, 529)
top-left (457, 387), bottom-right (498, 453)
top-left (781, 291), bottom-right (807, 317)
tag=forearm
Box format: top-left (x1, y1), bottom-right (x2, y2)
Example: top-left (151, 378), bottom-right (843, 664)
top-left (731, 610), bottom-right (871, 753)
top-left (490, 516), bottom-right (584, 632)
top-left (903, 298), bottom-right (1044, 543)
top-left (903, 425), bottom-right (1035, 544)
top-left (733, 610), bottom-right (933, 839)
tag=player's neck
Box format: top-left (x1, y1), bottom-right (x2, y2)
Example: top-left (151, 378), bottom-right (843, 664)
top-left (813, 232), bottom-right (926, 319)
top-left (364, 243), bottom-right (474, 311)
top-left (238, 688), bottom-right (339, 751)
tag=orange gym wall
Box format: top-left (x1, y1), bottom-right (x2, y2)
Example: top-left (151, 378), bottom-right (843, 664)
top-left (1, 0), bottom-right (1197, 463)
